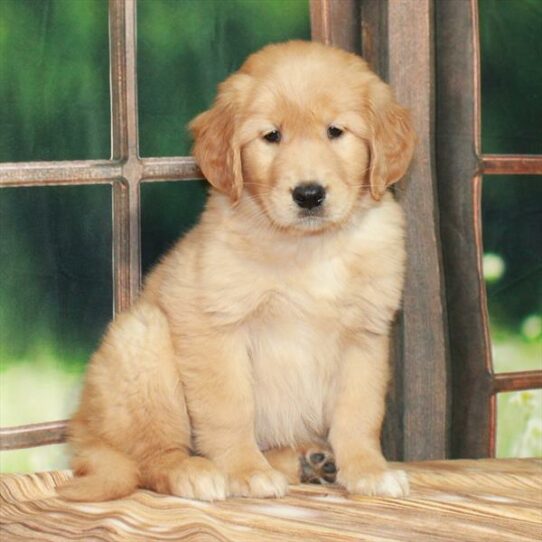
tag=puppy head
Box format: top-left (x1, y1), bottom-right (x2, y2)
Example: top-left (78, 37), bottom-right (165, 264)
top-left (190, 41), bottom-right (415, 233)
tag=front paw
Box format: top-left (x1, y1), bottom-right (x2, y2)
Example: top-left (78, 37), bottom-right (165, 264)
top-left (338, 461), bottom-right (409, 497)
top-left (228, 467), bottom-right (288, 498)
top-left (169, 457), bottom-right (227, 501)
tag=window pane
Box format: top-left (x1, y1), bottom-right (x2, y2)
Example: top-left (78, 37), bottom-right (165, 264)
top-left (141, 180), bottom-right (207, 274)
top-left (137, 0), bottom-right (311, 157)
top-left (496, 390), bottom-right (542, 458)
top-left (0, 0), bottom-right (110, 161)
top-left (0, 186), bottom-right (112, 441)
top-left (482, 176), bottom-right (542, 374)
top-left (479, 0), bottom-right (542, 154)
top-left (0, 445), bottom-right (70, 474)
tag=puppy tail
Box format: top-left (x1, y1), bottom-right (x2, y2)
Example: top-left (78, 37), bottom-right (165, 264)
top-left (57, 442), bottom-right (139, 502)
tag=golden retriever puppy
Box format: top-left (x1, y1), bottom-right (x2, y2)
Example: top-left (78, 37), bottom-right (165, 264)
top-left (58, 40), bottom-right (414, 502)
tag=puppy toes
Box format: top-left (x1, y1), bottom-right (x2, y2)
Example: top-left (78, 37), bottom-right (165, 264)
top-left (300, 447), bottom-right (337, 485)
top-left (169, 457), bottom-right (227, 501)
top-left (228, 467), bottom-right (288, 498)
top-left (339, 467), bottom-right (409, 498)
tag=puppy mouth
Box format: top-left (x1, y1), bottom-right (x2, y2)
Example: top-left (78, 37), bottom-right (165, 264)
top-left (295, 207), bottom-right (329, 230)
top-left (298, 207), bottom-right (325, 219)
top-left (257, 186), bottom-right (343, 233)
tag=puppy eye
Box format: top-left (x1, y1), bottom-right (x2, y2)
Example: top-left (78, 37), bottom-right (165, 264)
top-left (263, 130), bottom-right (281, 144)
top-left (327, 125), bottom-right (344, 139)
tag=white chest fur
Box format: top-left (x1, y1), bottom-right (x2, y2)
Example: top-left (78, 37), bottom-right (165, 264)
top-left (246, 251), bottom-right (349, 450)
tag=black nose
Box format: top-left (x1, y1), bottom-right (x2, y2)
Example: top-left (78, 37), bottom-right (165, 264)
top-left (292, 183), bottom-right (326, 209)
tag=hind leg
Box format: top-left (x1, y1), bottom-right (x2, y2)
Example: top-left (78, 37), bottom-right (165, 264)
top-left (62, 302), bottom-right (226, 502)
top-left (264, 444), bottom-right (337, 486)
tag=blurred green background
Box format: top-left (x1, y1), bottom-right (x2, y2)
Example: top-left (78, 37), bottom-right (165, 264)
top-left (0, 0), bottom-right (540, 472)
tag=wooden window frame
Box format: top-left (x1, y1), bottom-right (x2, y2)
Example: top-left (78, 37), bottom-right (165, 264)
top-left (1, 0), bottom-right (540, 460)
top-left (435, 0), bottom-right (542, 457)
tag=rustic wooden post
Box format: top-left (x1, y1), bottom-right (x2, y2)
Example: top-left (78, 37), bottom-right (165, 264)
top-left (387, 0), bottom-right (449, 461)
top-left (434, 0), bottom-right (493, 458)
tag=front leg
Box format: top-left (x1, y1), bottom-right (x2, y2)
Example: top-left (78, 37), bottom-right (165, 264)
top-left (179, 331), bottom-right (288, 498)
top-left (329, 333), bottom-right (409, 497)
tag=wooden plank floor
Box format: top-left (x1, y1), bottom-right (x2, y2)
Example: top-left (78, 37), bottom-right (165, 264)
top-left (1, 459), bottom-right (541, 541)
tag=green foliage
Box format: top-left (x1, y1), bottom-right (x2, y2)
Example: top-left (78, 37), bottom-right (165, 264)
top-left (479, 0), bottom-right (542, 154)
top-left (482, 176), bottom-right (542, 331)
top-left (497, 390), bottom-right (542, 458)
top-left (0, 0), bottom-right (110, 161)
top-left (0, 444), bottom-right (70, 474)
top-left (0, 186), bottom-right (112, 367)
top-left (141, 180), bottom-right (208, 274)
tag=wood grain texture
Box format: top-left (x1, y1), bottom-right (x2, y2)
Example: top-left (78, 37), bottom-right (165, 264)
top-left (360, 0), bottom-right (388, 80)
top-left (493, 371), bottom-right (542, 393)
top-left (360, 0), bottom-right (450, 462)
top-left (110, 0), bottom-right (142, 312)
top-left (310, 0), bottom-right (361, 54)
top-left (482, 155), bottom-right (542, 175)
top-left (0, 422), bottom-right (66, 451)
top-left (1, 459), bottom-right (540, 541)
top-left (387, 0), bottom-right (450, 460)
top-left (359, 0), bottom-right (401, 463)
top-left (434, 0), bottom-right (494, 458)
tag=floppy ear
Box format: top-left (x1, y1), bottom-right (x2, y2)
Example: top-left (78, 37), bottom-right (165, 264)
top-left (367, 86), bottom-right (415, 200)
top-left (189, 74), bottom-right (250, 201)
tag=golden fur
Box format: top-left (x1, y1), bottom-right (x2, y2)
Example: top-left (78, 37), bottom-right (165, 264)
top-left (58, 40), bottom-right (415, 502)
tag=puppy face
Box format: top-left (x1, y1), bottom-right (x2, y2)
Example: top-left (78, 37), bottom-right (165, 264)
top-left (190, 41), bottom-right (414, 234)
top-left (239, 80), bottom-right (371, 233)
